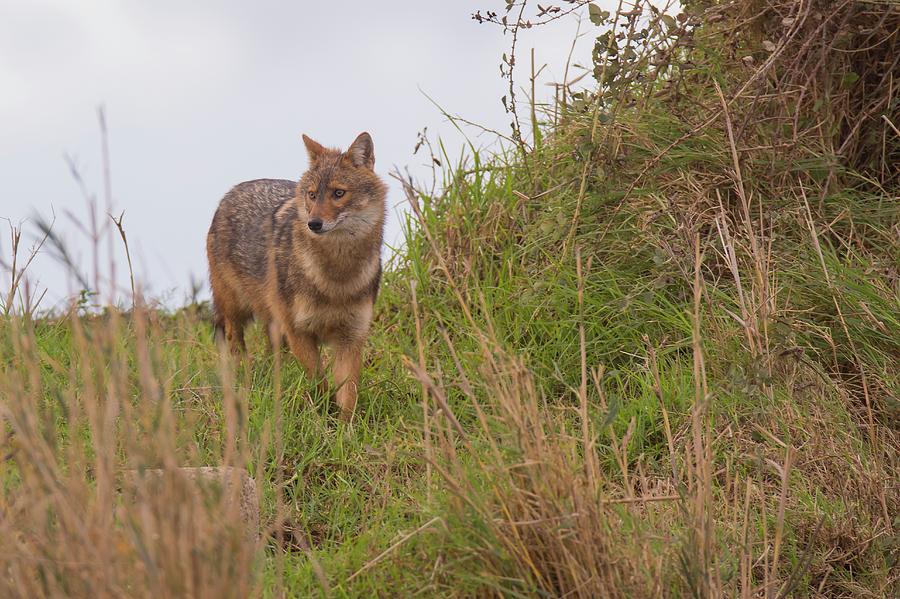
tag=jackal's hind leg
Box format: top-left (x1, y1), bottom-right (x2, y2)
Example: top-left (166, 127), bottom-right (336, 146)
top-left (210, 276), bottom-right (250, 356)
top-left (224, 318), bottom-right (248, 354)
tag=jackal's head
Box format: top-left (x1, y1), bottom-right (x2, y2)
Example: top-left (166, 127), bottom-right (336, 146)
top-left (297, 132), bottom-right (387, 237)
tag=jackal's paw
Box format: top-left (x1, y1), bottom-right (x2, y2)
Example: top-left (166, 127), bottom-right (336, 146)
top-left (311, 377), bottom-right (330, 400)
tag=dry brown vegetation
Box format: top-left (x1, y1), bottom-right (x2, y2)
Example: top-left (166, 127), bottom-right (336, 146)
top-left (0, 310), bottom-right (264, 598)
top-left (1, 0), bottom-right (898, 597)
top-left (403, 0), bottom-right (899, 595)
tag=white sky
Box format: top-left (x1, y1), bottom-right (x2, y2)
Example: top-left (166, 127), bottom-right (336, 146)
top-left (0, 0), bottom-right (603, 309)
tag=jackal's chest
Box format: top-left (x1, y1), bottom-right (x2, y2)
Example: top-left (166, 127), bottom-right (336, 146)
top-left (296, 250), bottom-right (380, 302)
top-left (291, 296), bottom-right (373, 345)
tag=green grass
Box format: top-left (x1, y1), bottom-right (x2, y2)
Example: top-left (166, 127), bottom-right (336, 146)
top-left (2, 1), bottom-right (899, 596)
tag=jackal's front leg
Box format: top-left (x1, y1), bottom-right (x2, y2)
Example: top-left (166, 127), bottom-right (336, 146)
top-left (333, 343), bottom-right (363, 422)
top-left (283, 328), bottom-right (327, 395)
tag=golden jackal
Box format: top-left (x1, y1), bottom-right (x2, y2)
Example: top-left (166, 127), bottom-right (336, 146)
top-left (206, 132), bottom-right (386, 421)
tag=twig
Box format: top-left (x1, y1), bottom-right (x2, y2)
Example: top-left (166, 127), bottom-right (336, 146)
top-left (109, 211), bottom-right (136, 308)
top-left (560, 161), bottom-right (590, 257)
top-left (506, 1), bottom-right (530, 156)
top-left (411, 280), bottom-right (433, 503)
top-left (770, 446), bottom-right (795, 595)
top-left (404, 358), bottom-right (469, 444)
top-left (575, 248), bottom-right (598, 488)
top-left (346, 517), bottom-right (442, 583)
top-left (2, 216), bottom-right (54, 316)
top-left (602, 494), bottom-right (680, 505)
top-left (799, 184), bottom-right (876, 448)
top-left (391, 171), bottom-right (477, 329)
top-left (881, 114), bottom-right (900, 139)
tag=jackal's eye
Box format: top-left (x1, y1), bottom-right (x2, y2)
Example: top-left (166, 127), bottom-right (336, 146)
top-left (307, 191), bottom-right (316, 200)
top-left (333, 189), bottom-right (345, 198)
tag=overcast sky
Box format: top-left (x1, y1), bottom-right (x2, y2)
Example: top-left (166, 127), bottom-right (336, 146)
top-left (0, 0), bottom-right (600, 309)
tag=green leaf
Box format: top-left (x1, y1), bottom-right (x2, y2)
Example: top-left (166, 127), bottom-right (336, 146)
top-left (601, 394), bottom-right (620, 428)
top-left (841, 72), bottom-right (860, 88)
top-left (661, 14), bottom-right (676, 30)
top-left (596, 31), bottom-right (612, 49)
top-left (588, 4), bottom-right (609, 26)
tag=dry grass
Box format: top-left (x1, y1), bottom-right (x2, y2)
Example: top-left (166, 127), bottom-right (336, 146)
top-left (0, 308), bottom-right (264, 598)
top-left (398, 0), bottom-right (898, 596)
top-left (1, 1), bottom-right (897, 597)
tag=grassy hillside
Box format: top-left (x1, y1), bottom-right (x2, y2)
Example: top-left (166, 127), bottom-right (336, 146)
top-left (1, 1), bottom-right (898, 597)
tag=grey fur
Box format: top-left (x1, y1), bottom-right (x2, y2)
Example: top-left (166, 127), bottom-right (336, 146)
top-left (208, 179), bottom-right (295, 280)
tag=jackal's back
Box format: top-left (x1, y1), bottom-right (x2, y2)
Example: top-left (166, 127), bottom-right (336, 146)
top-left (207, 179), bottom-right (296, 279)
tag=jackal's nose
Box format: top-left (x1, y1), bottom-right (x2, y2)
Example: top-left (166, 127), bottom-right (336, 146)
top-left (308, 218), bottom-right (323, 233)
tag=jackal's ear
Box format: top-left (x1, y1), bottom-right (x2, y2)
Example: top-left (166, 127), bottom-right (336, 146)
top-left (344, 132), bottom-right (375, 170)
top-left (302, 134), bottom-right (326, 164)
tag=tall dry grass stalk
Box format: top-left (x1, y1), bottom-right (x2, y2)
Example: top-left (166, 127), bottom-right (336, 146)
top-left (401, 156), bottom-right (719, 594)
top-left (0, 301), bottom-right (264, 598)
top-left (0, 122), bottom-right (270, 596)
top-left (401, 2), bottom-right (898, 592)
top-left (404, 237), bottom-right (729, 596)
